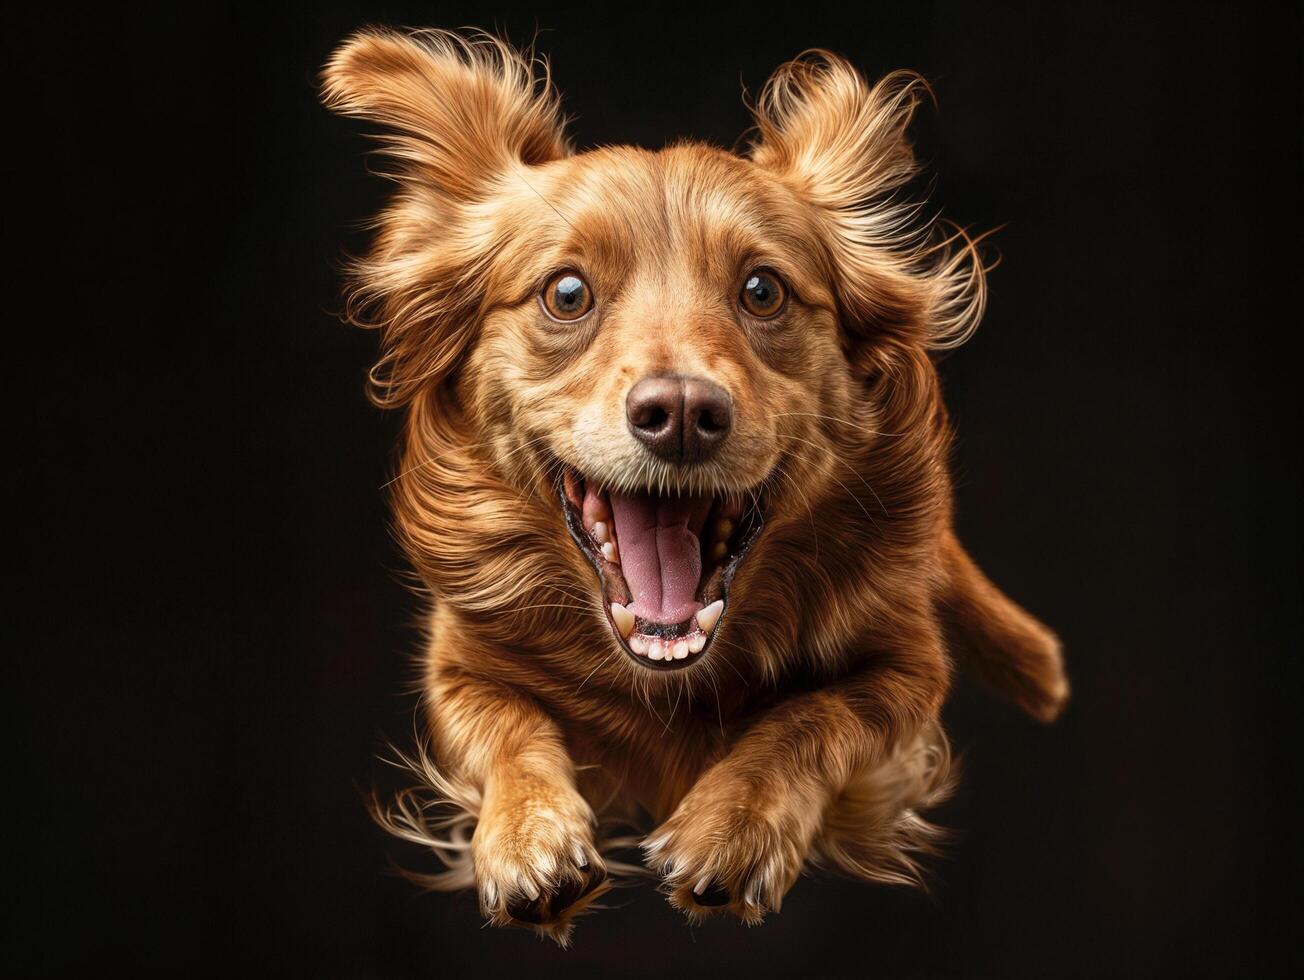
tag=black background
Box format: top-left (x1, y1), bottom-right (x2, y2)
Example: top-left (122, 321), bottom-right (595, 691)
top-left (14, 2), bottom-right (1299, 977)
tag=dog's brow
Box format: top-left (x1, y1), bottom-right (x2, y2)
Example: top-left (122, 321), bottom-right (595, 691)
top-left (513, 165), bottom-right (578, 235)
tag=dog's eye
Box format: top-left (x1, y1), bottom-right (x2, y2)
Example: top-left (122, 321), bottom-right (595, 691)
top-left (541, 271), bottom-right (594, 321)
top-left (739, 270), bottom-right (786, 318)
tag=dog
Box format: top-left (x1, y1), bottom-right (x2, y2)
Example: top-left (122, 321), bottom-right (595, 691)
top-left (322, 28), bottom-right (1068, 944)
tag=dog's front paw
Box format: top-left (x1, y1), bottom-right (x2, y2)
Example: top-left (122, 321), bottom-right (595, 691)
top-left (472, 772), bottom-right (609, 943)
top-left (643, 769), bottom-right (820, 923)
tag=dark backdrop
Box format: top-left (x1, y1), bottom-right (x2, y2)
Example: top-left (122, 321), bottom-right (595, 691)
top-left (15, 2), bottom-right (1299, 977)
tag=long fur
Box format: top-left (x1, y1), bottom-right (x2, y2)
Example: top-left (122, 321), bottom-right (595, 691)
top-left (323, 27), bottom-right (1067, 944)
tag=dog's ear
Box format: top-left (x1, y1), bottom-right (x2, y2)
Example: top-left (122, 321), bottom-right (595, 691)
top-left (322, 27), bottom-right (568, 198)
top-left (749, 53), bottom-right (984, 355)
top-left (322, 29), bottom-right (569, 405)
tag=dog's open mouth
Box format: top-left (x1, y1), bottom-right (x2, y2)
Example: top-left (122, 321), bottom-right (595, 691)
top-left (560, 468), bottom-right (763, 671)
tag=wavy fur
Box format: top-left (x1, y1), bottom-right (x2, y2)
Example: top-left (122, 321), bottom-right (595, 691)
top-left (323, 27), bottom-right (1067, 944)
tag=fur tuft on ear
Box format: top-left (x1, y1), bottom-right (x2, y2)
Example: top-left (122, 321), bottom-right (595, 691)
top-left (322, 27), bottom-right (569, 195)
top-left (322, 29), bottom-right (570, 406)
top-left (750, 52), bottom-right (986, 352)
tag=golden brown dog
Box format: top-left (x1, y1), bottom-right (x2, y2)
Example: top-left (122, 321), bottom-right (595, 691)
top-left (322, 28), bottom-right (1068, 944)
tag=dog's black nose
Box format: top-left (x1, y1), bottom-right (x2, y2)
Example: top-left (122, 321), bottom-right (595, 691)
top-left (626, 375), bottom-right (733, 463)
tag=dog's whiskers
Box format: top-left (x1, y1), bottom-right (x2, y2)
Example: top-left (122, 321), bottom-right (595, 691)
top-left (506, 602), bottom-right (591, 615)
top-left (773, 452), bottom-right (821, 566)
top-left (388, 432), bottom-right (555, 491)
top-left (771, 411), bottom-right (903, 439)
top-left (784, 435), bottom-right (888, 523)
top-left (576, 646), bottom-right (620, 695)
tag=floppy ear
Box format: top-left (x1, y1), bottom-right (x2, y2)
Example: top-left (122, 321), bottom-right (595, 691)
top-left (749, 53), bottom-right (984, 353)
top-left (322, 29), bottom-right (570, 405)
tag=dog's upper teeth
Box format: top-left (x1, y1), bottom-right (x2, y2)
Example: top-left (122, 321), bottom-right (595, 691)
top-left (647, 639), bottom-right (665, 661)
top-left (601, 541), bottom-right (619, 564)
top-left (715, 519), bottom-right (734, 540)
top-left (710, 541), bottom-right (727, 561)
top-left (717, 494), bottom-right (743, 522)
top-left (592, 521), bottom-right (610, 545)
top-left (582, 487), bottom-right (610, 528)
top-left (688, 633), bottom-right (706, 653)
top-left (696, 600), bottom-right (723, 633)
top-left (629, 635), bottom-right (648, 655)
top-left (610, 602), bottom-right (635, 638)
top-left (672, 640), bottom-right (689, 660)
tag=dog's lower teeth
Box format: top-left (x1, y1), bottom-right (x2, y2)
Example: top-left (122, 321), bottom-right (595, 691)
top-left (715, 519), bottom-right (733, 540)
top-left (601, 541), bottom-right (619, 564)
top-left (710, 541), bottom-right (727, 561)
top-left (624, 629), bottom-right (708, 661)
top-left (592, 521), bottom-right (610, 545)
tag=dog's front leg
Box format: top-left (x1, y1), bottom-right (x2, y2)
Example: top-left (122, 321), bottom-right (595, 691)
top-left (427, 652), bottom-right (608, 939)
top-left (644, 621), bottom-right (948, 922)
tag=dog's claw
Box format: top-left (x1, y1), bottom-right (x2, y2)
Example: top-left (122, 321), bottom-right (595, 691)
top-left (571, 841), bottom-right (589, 868)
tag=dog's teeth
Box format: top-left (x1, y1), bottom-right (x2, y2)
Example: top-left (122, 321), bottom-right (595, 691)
top-left (672, 640), bottom-right (689, 660)
top-left (696, 600), bottom-right (723, 633)
top-left (716, 519), bottom-right (733, 540)
top-left (601, 541), bottom-right (619, 564)
top-left (688, 633), bottom-right (706, 653)
top-left (710, 541), bottom-right (727, 561)
top-left (610, 602), bottom-right (634, 638)
top-left (583, 489), bottom-right (610, 526)
top-left (718, 493), bottom-right (743, 521)
top-left (592, 521), bottom-right (610, 544)
top-left (630, 635), bottom-right (648, 655)
top-left (647, 640), bottom-right (665, 661)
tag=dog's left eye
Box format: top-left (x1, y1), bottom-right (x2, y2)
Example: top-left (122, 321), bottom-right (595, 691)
top-left (739, 269), bottom-right (786, 318)
top-left (541, 271), bottom-right (594, 322)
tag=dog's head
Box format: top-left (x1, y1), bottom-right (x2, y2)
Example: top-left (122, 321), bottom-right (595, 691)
top-left (324, 30), bottom-right (982, 680)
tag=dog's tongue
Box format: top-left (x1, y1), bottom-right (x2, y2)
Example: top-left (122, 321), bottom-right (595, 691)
top-left (609, 490), bottom-right (712, 624)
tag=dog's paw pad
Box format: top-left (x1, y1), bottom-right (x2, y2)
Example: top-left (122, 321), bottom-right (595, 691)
top-left (501, 865), bottom-right (608, 929)
top-left (507, 896), bottom-right (548, 924)
top-left (551, 866), bottom-right (606, 913)
top-left (691, 882), bottom-right (731, 908)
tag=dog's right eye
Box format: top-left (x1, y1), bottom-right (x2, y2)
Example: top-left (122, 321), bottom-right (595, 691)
top-left (541, 271), bottom-right (594, 322)
top-left (739, 269), bottom-right (787, 319)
